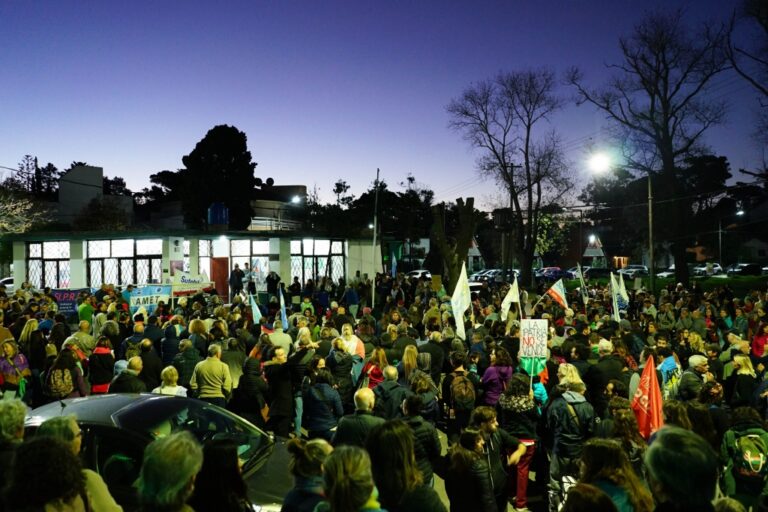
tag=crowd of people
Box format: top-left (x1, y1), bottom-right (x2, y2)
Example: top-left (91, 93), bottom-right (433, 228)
top-left (0, 270), bottom-right (767, 512)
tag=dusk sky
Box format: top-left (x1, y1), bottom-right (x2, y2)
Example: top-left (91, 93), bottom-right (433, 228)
top-left (1, 1), bottom-right (763, 209)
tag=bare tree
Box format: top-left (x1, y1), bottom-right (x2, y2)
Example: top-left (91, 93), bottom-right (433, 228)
top-left (727, 0), bottom-right (768, 142)
top-left (0, 190), bottom-right (48, 233)
top-left (431, 198), bottom-right (477, 294)
top-left (448, 69), bottom-right (572, 286)
top-left (567, 10), bottom-right (729, 284)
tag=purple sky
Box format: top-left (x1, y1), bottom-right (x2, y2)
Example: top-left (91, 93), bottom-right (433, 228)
top-left (0, 1), bottom-right (763, 209)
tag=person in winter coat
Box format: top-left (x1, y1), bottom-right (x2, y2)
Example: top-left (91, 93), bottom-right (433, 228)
top-left (726, 354), bottom-right (760, 409)
top-left (678, 354), bottom-right (714, 401)
top-left (402, 395), bottom-right (442, 485)
top-left (497, 373), bottom-right (540, 511)
top-left (264, 347), bottom-right (293, 438)
top-left (325, 339), bottom-right (355, 413)
top-left (480, 347), bottom-right (514, 406)
top-left (333, 388), bottom-right (385, 448)
top-left (583, 339), bottom-right (624, 419)
top-left (160, 323), bottom-right (181, 366)
top-left (546, 380), bottom-right (596, 511)
top-left (302, 368), bottom-right (344, 441)
top-left (282, 437), bottom-right (333, 512)
top-left (469, 406), bottom-right (527, 512)
top-left (229, 357), bottom-right (269, 429)
top-left (720, 406), bottom-right (768, 510)
top-left (172, 339), bottom-right (202, 390)
top-left (88, 336), bottom-right (115, 394)
top-left (444, 428), bottom-right (497, 512)
top-left (373, 366), bottom-right (413, 420)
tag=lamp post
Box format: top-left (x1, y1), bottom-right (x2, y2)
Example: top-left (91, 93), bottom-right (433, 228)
top-left (718, 209), bottom-right (745, 264)
top-left (589, 153), bottom-right (655, 294)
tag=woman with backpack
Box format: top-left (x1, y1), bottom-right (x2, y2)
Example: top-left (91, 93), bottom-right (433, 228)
top-left (44, 348), bottom-right (88, 401)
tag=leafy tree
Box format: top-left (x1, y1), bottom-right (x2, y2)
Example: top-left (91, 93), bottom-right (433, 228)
top-left (0, 189), bottom-right (49, 233)
top-left (151, 125), bottom-right (257, 229)
top-left (568, 11), bottom-right (729, 284)
top-left (103, 176), bottom-right (133, 196)
top-left (332, 179), bottom-right (355, 208)
top-left (448, 69), bottom-right (572, 286)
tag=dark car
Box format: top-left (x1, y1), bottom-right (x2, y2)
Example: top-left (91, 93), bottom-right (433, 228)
top-left (726, 263), bottom-right (762, 276)
top-left (25, 394), bottom-right (289, 510)
top-left (583, 267), bottom-right (612, 279)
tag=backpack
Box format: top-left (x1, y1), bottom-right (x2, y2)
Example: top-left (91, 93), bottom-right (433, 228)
top-left (726, 430), bottom-right (768, 481)
top-left (45, 368), bottom-right (74, 398)
top-left (450, 372), bottom-right (476, 411)
top-left (125, 340), bottom-right (141, 360)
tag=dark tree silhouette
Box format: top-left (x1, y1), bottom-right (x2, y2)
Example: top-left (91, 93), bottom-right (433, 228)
top-left (152, 125), bottom-right (258, 229)
top-left (568, 10), bottom-right (729, 284)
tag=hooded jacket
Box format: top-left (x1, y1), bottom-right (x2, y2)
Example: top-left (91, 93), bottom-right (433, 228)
top-left (546, 390), bottom-right (595, 458)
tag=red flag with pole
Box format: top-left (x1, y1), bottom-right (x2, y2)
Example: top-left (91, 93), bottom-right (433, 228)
top-left (631, 355), bottom-right (664, 439)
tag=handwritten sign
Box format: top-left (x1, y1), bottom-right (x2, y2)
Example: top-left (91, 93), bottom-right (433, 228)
top-left (519, 319), bottom-right (548, 359)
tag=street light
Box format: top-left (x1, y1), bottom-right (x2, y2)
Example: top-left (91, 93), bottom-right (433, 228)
top-left (588, 152), bottom-right (655, 295)
top-left (589, 234), bottom-right (596, 244)
top-left (718, 209), bottom-right (745, 264)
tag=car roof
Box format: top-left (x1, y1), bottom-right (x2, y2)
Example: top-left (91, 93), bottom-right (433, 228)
top-left (26, 393), bottom-right (169, 427)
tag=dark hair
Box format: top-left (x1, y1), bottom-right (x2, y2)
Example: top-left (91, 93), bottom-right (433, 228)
top-left (505, 373), bottom-right (530, 396)
top-left (403, 394), bottom-right (423, 417)
top-left (449, 428), bottom-right (483, 473)
top-left (579, 438), bottom-right (653, 512)
top-left (561, 483), bottom-right (618, 512)
top-left (366, 420), bottom-right (422, 508)
top-left (314, 368), bottom-right (334, 386)
top-left (449, 350), bottom-right (467, 369)
top-left (663, 400), bottom-right (692, 430)
top-left (469, 406), bottom-right (497, 427)
top-left (189, 439), bottom-right (252, 511)
top-left (96, 335), bottom-right (112, 349)
top-left (645, 426), bottom-right (719, 506)
top-left (4, 436), bottom-right (85, 509)
top-left (494, 347), bottom-right (514, 367)
top-left (686, 401), bottom-right (718, 450)
top-left (612, 409), bottom-right (646, 456)
top-left (286, 438), bottom-right (332, 478)
top-left (731, 405), bottom-right (763, 426)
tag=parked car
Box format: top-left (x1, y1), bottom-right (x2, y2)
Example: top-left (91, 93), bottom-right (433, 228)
top-left (405, 269), bottom-right (431, 280)
top-left (469, 270), bottom-right (487, 281)
top-left (566, 266), bottom-right (589, 280)
top-left (583, 267), bottom-right (612, 279)
top-left (693, 263), bottom-right (723, 276)
top-left (24, 394), bottom-right (289, 509)
top-left (537, 267), bottom-right (570, 281)
top-left (726, 263), bottom-right (762, 276)
top-left (0, 277), bottom-right (13, 293)
top-left (617, 265), bottom-right (649, 278)
top-left (656, 265), bottom-right (675, 278)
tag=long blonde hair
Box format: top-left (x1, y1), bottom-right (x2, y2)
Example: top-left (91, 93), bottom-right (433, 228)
top-left (733, 354), bottom-right (756, 378)
top-left (558, 363), bottom-right (584, 387)
top-left (19, 319), bottom-right (39, 346)
top-left (402, 345), bottom-right (418, 377)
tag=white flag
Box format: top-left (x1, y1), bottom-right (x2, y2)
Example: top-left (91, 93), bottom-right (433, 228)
top-left (500, 277), bottom-right (520, 322)
top-left (610, 273), bottom-right (621, 322)
top-left (450, 262), bottom-right (471, 341)
top-left (618, 272), bottom-right (630, 303)
top-left (577, 263), bottom-right (589, 308)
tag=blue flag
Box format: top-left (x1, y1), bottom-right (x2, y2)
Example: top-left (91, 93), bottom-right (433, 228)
top-left (279, 287), bottom-right (289, 328)
top-left (249, 293), bottom-right (262, 324)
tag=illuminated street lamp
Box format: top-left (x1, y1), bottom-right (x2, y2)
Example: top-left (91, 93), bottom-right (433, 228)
top-left (589, 152), bottom-right (655, 294)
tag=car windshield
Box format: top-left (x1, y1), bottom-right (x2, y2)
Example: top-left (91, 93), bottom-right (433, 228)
top-left (112, 397), bottom-right (270, 474)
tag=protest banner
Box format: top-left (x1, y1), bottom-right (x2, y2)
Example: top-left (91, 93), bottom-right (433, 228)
top-left (129, 285), bottom-right (172, 315)
top-left (519, 318), bottom-right (549, 379)
top-left (51, 288), bottom-right (89, 317)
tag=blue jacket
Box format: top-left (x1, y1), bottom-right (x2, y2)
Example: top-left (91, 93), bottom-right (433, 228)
top-left (303, 383), bottom-right (343, 432)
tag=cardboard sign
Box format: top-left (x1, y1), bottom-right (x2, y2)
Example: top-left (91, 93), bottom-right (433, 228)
top-left (519, 319), bottom-right (548, 359)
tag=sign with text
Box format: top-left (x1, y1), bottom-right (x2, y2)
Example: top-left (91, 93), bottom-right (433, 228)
top-left (170, 272), bottom-right (213, 295)
top-left (129, 285), bottom-right (172, 315)
top-left (519, 319), bottom-right (549, 359)
top-left (51, 288), bottom-right (89, 316)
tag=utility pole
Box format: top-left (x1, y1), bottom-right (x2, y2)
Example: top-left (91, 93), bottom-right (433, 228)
top-left (371, 168), bottom-right (380, 309)
top-left (648, 173), bottom-right (655, 296)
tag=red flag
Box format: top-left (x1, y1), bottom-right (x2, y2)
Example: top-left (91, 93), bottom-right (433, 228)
top-left (632, 355), bottom-right (664, 439)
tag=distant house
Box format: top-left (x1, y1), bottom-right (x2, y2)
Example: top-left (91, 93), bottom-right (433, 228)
top-left (55, 165), bottom-right (134, 226)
